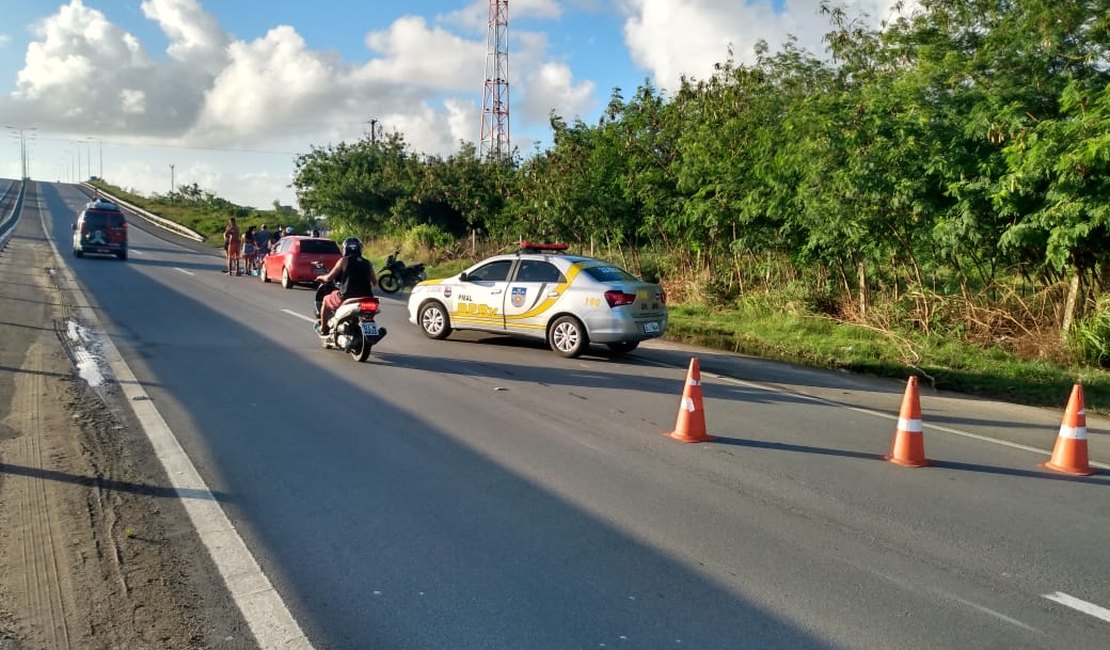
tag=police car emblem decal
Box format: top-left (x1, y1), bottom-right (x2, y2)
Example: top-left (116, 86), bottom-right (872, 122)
top-left (511, 287), bottom-right (527, 308)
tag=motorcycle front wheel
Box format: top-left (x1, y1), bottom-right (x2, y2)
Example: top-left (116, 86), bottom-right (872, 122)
top-left (377, 272), bottom-right (400, 294)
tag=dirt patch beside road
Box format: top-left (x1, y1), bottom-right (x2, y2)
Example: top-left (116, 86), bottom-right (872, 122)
top-left (0, 206), bottom-right (255, 648)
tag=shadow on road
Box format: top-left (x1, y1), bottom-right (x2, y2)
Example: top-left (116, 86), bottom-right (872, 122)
top-left (0, 462), bottom-right (233, 502)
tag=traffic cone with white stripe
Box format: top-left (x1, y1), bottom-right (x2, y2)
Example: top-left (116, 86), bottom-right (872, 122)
top-left (1042, 384), bottom-right (1096, 476)
top-left (886, 376), bottom-right (930, 467)
top-left (667, 358), bottom-right (716, 443)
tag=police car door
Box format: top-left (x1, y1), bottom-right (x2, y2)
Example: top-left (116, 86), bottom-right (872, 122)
top-left (503, 259), bottom-right (566, 337)
top-left (454, 259), bottom-right (512, 332)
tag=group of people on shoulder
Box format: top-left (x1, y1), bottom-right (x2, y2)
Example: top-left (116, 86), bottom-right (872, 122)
top-left (219, 217), bottom-right (377, 336)
top-left (222, 219), bottom-right (302, 276)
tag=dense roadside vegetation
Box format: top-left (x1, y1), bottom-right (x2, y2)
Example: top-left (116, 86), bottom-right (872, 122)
top-left (93, 0), bottom-right (1110, 410)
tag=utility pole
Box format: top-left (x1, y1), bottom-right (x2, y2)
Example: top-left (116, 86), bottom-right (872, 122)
top-left (368, 118), bottom-right (379, 145)
top-left (6, 126), bottom-right (36, 179)
top-left (480, 0), bottom-right (510, 158)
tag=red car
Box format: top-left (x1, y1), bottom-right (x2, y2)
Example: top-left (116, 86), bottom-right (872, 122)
top-left (260, 236), bottom-right (342, 288)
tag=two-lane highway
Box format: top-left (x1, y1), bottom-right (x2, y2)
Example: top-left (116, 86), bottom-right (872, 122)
top-left (25, 180), bottom-right (1110, 648)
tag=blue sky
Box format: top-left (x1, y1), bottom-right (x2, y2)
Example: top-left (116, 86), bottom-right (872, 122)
top-left (0, 0), bottom-right (906, 208)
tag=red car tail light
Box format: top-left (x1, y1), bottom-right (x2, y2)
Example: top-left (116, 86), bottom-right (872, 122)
top-left (658, 290), bottom-right (667, 304)
top-left (604, 290), bottom-right (636, 307)
top-left (359, 298), bottom-right (380, 313)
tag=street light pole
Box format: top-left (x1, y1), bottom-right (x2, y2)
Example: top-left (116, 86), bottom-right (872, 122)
top-left (170, 164), bottom-right (175, 195)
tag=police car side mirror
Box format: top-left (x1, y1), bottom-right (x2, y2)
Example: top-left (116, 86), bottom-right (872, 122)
top-left (459, 272), bottom-right (469, 282)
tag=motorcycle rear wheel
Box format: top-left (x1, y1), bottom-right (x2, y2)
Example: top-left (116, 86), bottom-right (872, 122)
top-left (348, 329), bottom-right (372, 362)
top-left (377, 272), bottom-right (400, 294)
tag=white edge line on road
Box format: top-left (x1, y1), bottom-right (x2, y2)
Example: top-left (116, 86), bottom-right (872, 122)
top-left (282, 309), bottom-right (315, 323)
top-left (175, 267), bottom-right (194, 276)
top-left (1043, 592), bottom-right (1110, 624)
top-left (37, 191), bottom-right (314, 650)
top-left (636, 356), bottom-right (1110, 470)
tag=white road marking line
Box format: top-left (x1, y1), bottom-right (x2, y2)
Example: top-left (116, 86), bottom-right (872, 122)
top-left (282, 309), bottom-right (316, 323)
top-left (945, 593), bottom-right (1041, 633)
top-left (1043, 592), bottom-right (1110, 624)
top-left (176, 267), bottom-right (195, 276)
top-left (130, 249), bottom-right (145, 255)
top-left (636, 357), bottom-right (1110, 469)
top-left (39, 199), bottom-right (314, 650)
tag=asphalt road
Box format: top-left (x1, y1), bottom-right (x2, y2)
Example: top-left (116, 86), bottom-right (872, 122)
top-left (21, 179), bottom-right (1110, 648)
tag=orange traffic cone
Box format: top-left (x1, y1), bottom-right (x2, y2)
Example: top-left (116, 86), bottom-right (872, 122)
top-left (667, 358), bottom-right (716, 443)
top-left (1042, 384), bottom-right (1096, 476)
top-left (886, 376), bottom-right (930, 467)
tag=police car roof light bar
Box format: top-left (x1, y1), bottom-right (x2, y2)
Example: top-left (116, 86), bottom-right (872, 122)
top-left (518, 241), bottom-right (569, 253)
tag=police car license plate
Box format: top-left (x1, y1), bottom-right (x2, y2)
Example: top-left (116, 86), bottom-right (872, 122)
top-left (643, 322), bottom-right (660, 333)
top-left (361, 322), bottom-right (379, 337)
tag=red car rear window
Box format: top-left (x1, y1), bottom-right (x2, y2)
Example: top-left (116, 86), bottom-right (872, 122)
top-left (299, 239), bottom-right (340, 254)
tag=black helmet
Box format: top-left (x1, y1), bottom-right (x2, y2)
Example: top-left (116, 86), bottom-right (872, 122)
top-left (342, 237), bottom-right (363, 257)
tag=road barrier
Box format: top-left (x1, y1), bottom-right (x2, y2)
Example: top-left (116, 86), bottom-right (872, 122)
top-left (667, 357), bottom-right (716, 443)
top-left (79, 182), bottom-right (206, 242)
top-left (886, 376), bottom-right (931, 467)
top-left (1042, 384), bottom-right (1095, 476)
top-left (0, 180), bottom-right (26, 252)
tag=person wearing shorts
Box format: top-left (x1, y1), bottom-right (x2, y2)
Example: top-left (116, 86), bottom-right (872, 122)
top-left (242, 225), bottom-right (257, 275)
top-left (224, 217), bottom-right (241, 275)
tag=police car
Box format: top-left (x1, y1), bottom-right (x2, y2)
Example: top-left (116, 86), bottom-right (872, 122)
top-left (407, 243), bottom-right (668, 357)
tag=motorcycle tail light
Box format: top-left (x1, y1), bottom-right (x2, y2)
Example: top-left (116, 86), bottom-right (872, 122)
top-left (359, 298), bottom-right (380, 313)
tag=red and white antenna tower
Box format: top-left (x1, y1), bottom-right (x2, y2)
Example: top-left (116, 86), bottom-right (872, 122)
top-left (480, 0), bottom-right (510, 158)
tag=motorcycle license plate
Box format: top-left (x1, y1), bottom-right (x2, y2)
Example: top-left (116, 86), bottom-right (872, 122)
top-left (361, 322), bottom-right (379, 337)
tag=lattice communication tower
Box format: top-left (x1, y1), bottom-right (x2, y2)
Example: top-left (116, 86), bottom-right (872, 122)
top-left (480, 0), bottom-right (510, 158)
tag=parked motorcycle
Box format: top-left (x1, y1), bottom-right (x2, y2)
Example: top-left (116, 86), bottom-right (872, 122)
top-left (313, 282), bottom-right (387, 362)
top-left (376, 250), bottom-right (426, 294)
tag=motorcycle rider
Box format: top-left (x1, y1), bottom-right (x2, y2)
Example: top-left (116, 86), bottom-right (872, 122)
top-left (315, 237), bottom-right (377, 335)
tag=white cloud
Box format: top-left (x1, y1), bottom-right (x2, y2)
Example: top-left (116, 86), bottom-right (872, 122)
top-left (621, 0), bottom-right (914, 90)
top-left (0, 33), bottom-right (11, 47)
top-left (0, 0), bottom-right (598, 207)
top-left (140, 0), bottom-right (230, 73)
top-left (521, 62), bottom-right (595, 123)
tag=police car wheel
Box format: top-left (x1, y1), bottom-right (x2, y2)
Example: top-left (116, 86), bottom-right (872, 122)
top-left (549, 316), bottom-right (588, 358)
top-left (419, 302), bottom-right (452, 340)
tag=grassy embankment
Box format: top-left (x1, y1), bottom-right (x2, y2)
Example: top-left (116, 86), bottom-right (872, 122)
top-left (88, 180), bottom-right (1110, 412)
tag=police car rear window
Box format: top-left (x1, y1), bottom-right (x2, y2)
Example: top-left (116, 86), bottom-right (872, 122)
top-left (583, 266), bottom-right (638, 282)
top-left (300, 240), bottom-right (340, 254)
top-left (82, 210), bottom-right (125, 228)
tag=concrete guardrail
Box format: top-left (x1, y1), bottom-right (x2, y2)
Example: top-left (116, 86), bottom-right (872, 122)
top-left (0, 180), bottom-right (26, 251)
top-left (80, 182), bottom-right (206, 242)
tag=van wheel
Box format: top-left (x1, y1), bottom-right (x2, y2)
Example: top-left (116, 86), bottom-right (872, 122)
top-left (117, 250), bottom-right (127, 260)
top-left (549, 316), bottom-right (588, 358)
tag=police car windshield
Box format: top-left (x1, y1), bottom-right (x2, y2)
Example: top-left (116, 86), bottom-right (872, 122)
top-left (583, 265), bottom-right (638, 283)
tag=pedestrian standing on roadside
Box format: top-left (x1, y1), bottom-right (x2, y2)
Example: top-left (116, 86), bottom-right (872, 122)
top-left (255, 223), bottom-right (271, 264)
top-left (224, 217), bottom-right (241, 275)
top-left (242, 225), bottom-right (257, 275)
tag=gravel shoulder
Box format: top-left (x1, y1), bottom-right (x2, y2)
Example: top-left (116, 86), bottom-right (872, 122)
top-left (0, 202), bottom-right (256, 649)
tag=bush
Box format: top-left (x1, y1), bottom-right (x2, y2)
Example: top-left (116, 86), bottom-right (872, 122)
top-left (1070, 296), bottom-right (1110, 367)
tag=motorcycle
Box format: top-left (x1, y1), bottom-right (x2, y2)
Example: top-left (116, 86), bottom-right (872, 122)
top-left (313, 282), bottom-right (388, 362)
top-left (376, 250), bottom-right (426, 294)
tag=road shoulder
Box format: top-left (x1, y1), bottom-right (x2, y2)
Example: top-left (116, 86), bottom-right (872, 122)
top-left (0, 199), bottom-right (256, 649)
